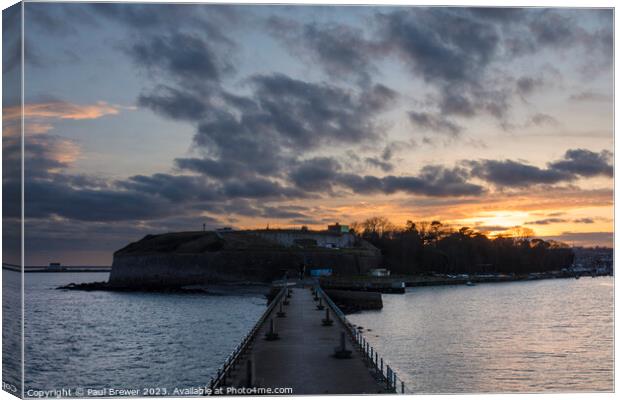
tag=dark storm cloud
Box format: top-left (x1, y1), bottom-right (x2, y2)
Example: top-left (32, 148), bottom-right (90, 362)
top-left (468, 159), bottom-right (573, 187)
top-left (506, 9), bottom-right (613, 63)
top-left (383, 166), bottom-right (484, 197)
top-left (128, 32), bottom-right (233, 88)
top-left (137, 85), bottom-right (211, 121)
top-left (287, 156), bottom-right (483, 197)
top-left (548, 149), bottom-right (613, 177)
top-left (21, 169), bottom-right (310, 224)
top-left (515, 75), bottom-right (546, 96)
top-left (335, 174), bottom-right (384, 194)
top-left (266, 8), bottom-right (531, 125)
top-left (125, 7), bottom-right (611, 201)
top-left (370, 8), bottom-right (609, 124)
top-left (269, 6), bottom-right (609, 104)
top-left (121, 173), bottom-right (305, 203)
top-left (3, 134), bottom-right (79, 180)
top-left (528, 11), bottom-right (578, 48)
top-left (376, 9), bottom-right (499, 87)
top-left (174, 158), bottom-right (240, 180)
top-left (245, 74), bottom-right (397, 147)
top-left (163, 75), bottom-right (398, 182)
top-left (408, 111), bottom-right (462, 136)
top-left (266, 17), bottom-right (380, 85)
top-left (365, 157), bottom-right (394, 172)
top-left (222, 178), bottom-right (306, 200)
top-left (265, 8), bottom-right (601, 130)
top-left (468, 149), bottom-right (613, 187)
top-left (202, 199), bottom-right (310, 221)
top-left (12, 130), bottom-right (320, 227)
top-left (259, 206), bottom-right (309, 220)
top-left (143, 73), bottom-right (397, 180)
top-left (15, 110), bottom-right (612, 225)
top-left (26, 3), bottom-right (240, 72)
top-left (374, 8), bottom-right (519, 122)
top-left (24, 178), bottom-right (176, 222)
top-left (289, 157), bottom-right (342, 191)
top-left (525, 218), bottom-right (568, 225)
top-left (89, 3), bottom-right (240, 39)
top-left (364, 142), bottom-right (405, 172)
top-left (27, 3), bottom-right (243, 47)
top-left (466, 7), bottom-right (528, 22)
top-left (574, 218), bottom-right (595, 224)
top-left (339, 172), bottom-right (484, 197)
top-left (286, 148), bottom-right (613, 197)
top-left (118, 173), bottom-right (221, 202)
top-left (190, 110), bottom-right (288, 177)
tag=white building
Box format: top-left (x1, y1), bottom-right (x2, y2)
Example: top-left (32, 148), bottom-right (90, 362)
top-left (251, 225), bottom-right (355, 249)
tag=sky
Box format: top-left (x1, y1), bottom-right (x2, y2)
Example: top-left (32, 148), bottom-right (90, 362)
top-left (2, 4), bottom-right (614, 265)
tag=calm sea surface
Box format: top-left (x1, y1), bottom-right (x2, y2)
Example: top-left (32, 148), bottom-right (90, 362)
top-left (18, 272), bottom-right (267, 393)
top-left (5, 272), bottom-right (613, 394)
top-left (348, 277), bottom-right (614, 393)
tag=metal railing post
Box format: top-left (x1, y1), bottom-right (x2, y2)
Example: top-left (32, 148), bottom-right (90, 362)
top-left (315, 285), bottom-right (407, 394)
top-left (211, 286), bottom-right (286, 388)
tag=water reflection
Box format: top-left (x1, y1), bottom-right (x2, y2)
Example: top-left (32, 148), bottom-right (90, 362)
top-left (348, 277), bottom-right (613, 393)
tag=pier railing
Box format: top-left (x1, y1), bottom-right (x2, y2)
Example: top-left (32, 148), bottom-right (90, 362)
top-left (316, 286), bottom-right (408, 394)
top-left (210, 287), bottom-right (285, 389)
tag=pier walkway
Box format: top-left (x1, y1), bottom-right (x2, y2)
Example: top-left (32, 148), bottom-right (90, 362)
top-left (211, 286), bottom-right (401, 395)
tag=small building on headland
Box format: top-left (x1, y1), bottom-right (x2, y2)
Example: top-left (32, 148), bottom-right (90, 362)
top-left (327, 223), bottom-right (349, 233)
top-left (251, 224), bottom-right (355, 249)
top-left (48, 262), bottom-right (65, 272)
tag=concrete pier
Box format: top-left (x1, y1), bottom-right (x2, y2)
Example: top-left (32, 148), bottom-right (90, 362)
top-left (218, 287), bottom-right (391, 394)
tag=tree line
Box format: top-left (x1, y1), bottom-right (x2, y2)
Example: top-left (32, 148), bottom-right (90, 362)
top-left (350, 217), bottom-right (574, 275)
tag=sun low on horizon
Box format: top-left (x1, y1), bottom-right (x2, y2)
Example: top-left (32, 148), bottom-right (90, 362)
top-left (2, 4), bottom-right (613, 265)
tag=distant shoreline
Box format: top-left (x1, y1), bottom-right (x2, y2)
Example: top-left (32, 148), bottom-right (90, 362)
top-left (320, 270), bottom-right (614, 293)
top-left (2, 265), bottom-right (111, 273)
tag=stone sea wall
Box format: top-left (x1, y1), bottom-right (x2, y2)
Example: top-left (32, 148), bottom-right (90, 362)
top-left (109, 249), bottom-right (381, 288)
top-left (324, 289), bottom-right (383, 313)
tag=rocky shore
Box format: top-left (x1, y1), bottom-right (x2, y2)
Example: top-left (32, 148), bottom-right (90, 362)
top-left (57, 281), bottom-right (271, 296)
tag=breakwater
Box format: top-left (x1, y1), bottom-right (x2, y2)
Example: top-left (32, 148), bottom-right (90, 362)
top-left (324, 289), bottom-right (383, 313)
top-left (320, 277), bottom-right (405, 293)
top-left (209, 286), bottom-right (406, 394)
top-left (318, 270), bottom-right (613, 295)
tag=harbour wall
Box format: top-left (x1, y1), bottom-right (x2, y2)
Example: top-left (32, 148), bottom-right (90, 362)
top-left (109, 250), bottom-right (381, 288)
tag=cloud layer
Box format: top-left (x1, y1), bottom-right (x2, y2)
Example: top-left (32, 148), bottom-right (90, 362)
top-left (10, 4), bottom-right (613, 264)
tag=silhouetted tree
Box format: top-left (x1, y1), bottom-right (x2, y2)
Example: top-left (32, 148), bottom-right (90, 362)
top-left (350, 217), bottom-right (574, 274)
